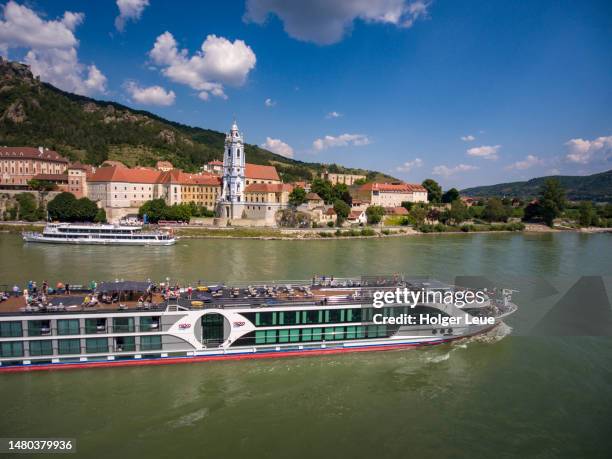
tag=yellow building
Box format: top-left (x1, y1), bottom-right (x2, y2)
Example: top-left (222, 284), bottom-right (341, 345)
top-left (320, 171), bottom-right (365, 185)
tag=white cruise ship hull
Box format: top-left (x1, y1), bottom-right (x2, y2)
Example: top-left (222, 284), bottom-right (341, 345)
top-left (23, 234), bottom-right (176, 246)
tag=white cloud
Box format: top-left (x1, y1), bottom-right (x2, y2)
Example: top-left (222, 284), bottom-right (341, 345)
top-left (547, 168), bottom-right (560, 175)
top-left (124, 81), bottom-right (175, 106)
top-left (396, 158), bottom-right (423, 172)
top-left (244, 0), bottom-right (431, 45)
top-left (264, 98), bottom-right (276, 107)
top-left (432, 164), bottom-right (478, 177)
top-left (261, 137), bottom-right (294, 158)
top-left (461, 135), bottom-right (475, 142)
top-left (326, 111), bottom-right (342, 119)
top-left (312, 133), bottom-right (371, 151)
top-left (0, 1), bottom-right (106, 95)
top-left (467, 144), bottom-right (500, 160)
top-left (149, 31), bottom-right (256, 101)
top-left (115, 0), bottom-right (149, 31)
top-left (505, 155), bottom-right (544, 170)
top-left (565, 135), bottom-right (612, 164)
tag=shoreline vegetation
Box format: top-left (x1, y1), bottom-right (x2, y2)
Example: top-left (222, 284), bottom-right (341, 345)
top-left (1, 222), bottom-right (609, 240)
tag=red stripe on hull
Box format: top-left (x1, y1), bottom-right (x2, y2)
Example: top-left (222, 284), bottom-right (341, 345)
top-left (0, 339), bottom-right (451, 374)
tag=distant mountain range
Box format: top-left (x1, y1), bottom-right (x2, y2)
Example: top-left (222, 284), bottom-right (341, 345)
top-left (0, 58), bottom-right (394, 184)
top-left (461, 170), bottom-right (612, 202)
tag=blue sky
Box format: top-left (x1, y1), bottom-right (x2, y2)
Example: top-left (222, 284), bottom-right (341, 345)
top-left (1, 0), bottom-right (611, 188)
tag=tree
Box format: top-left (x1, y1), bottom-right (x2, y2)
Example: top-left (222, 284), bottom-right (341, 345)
top-left (523, 201), bottom-right (543, 222)
top-left (28, 179), bottom-right (57, 192)
top-left (138, 198), bottom-right (167, 223)
top-left (47, 192), bottom-right (77, 222)
top-left (333, 199), bottom-right (350, 224)
top-left (288, 186), bottom-right (307, 207)
top-left (578, 201), bottom-right (596, 227)
top-left (483, 197), bottom-right (511, 222)
top-left (14, 193), bottom-right (43, 222)
top-left (540, 178), bottom-right (566, 227)
top-left (410, 204), bottom-right (427, 225)
top-left (353, 178), bottom-right (367, 186)
top-left (441, 188), bottom-right (460, 204)
top-left (310, 178), bottom-right (334, 204)
top-left (422, 179), bottom-right (442, 203)
top-left (74, 198), bottom-right (98, 222)
top-left (401, 201), bottom-right (414, 211)
top-left (366, 205), bottom-right (385, 224)
top-left (448, 200), bottom-right (468, 224)
top-left (94, 208), bottom-right (107, 223)
top-left (332, 183), bottom-right (352, 205)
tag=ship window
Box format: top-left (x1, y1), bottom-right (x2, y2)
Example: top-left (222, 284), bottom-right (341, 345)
top-left (0, 321), bottom-right (22, 337)
top-left (141, 335), bottom-right (162, 351)
top-left (115, 336), bottom-right (135, 352)
top-left (290, 328), bottom-right (300, 342)
top-left (86, 338), bottom-right (108, 354)
top-left (140, 316), bottom-right (160, 332)
top-left (265, 330), bottom-right (276, 344)
top-left (113, 317), bottom-right (134, 333)
top-left (28, 320), bottom-right (51, 336)
top-left (58, 339), bottom-right (80, 355)
top-left (334, 327), bottom-right (344, 340)
top-left (301, 328), bottom-right (312, 341)
top-left (0, 341), bottom-right (23, 358)
top-left (278, 329), bottom-right (289, 343)
top-left (324, 327), bottom-right (335, 340)
top-left (312, 328), bottom-right (323, 341)
top-left (85, 318), bottom-right (106, 334)
top-left (57, 319), bottom-right (79, 335)
top-left (29, 340), bottom-right (53, 356)
top-left (255, 331), bottom-right (266, 344)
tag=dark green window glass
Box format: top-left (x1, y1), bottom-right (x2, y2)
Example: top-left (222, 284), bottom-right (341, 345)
top-left (58, 339), bottom-right (80, 355)
top-left (255, 331), bottom-right (266, 344)
top-left (346, 309), bottom-right (353, 322)
top-left (377, 325), bottom-right (387, 338)
top-left (57, 319), bottom-right (79, 335)
top-left (290, 328), bottom-right (300, 342)
top-left (312, 328), bottom-right (322, 341)
top-left (29, 340), bottom-right (53, 356)
top-left (278, 329), bottom-right (289, 343)
top-left (115, 336), bottom-right (135, 352)
top-left (324, 310), bottom-right (330, 323)
top-left (113, 317), bottom-right (134, 333)
top-left (334, 327), bottom-right (344, 340)
top-left (85, 319), bottom-right (106, 334)
top-left (367, 325), bottom-right (378, 338)
top-left (324, 327), bottom-right (334, 340)
top-left (28, 320), bottom-right (50, 336)
top-left (0, 321), bottom-right (22, 337)
top-left (301, 328), bottom-right (312, 341)
top-left (356, 326), bottom-right (366, 338)
top-left (86, 337), bottom-right (108, 354)
top-left (141, 335), bottom-right (162, 351)
top-left (265, 330), bottom-right (276, 344)
top-left (140, 316), bottom-right (160, 332)
top-left (340, 310), bottom-right (346, 322)
top-left (1, 341), bottom-right (24, 357)
top-left (346, 326), bottom-right (356, 339)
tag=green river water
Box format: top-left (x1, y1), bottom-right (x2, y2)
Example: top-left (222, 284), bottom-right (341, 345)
top-left (0, 232), bottom-right (611, 458)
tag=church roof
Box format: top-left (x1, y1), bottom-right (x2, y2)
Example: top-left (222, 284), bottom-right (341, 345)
top-left (88, 166), bottom-right (162, 184)
top-left (0, 146), bottom-right (68, 163)
top-left (245, 163), bottom-right (280, 181)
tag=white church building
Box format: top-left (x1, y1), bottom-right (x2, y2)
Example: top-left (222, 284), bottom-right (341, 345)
top-left (217, 121), bottom-right (247, 219)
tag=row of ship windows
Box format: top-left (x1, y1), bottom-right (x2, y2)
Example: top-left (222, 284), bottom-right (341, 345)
top-left (0, 336), bottom-right (162, 358)
top-left (43, 234), bottom-right (167, 240)
top-left (231, 325), bottom-right (390, 347)
top-left (242, 306), bottom-right (446, 327)
top-left (0, 317), bottom-right (160, 338)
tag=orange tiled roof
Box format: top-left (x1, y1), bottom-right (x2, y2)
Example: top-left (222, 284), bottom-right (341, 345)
top-left (33, 173), bottom-right (68, 182)
top-left (0, 146), bottom-right (68, 163)
top-left (245, 183), bottom-right (292, 193)
top-left (359, 182), bottom-right (427, 193)
top-left (325, 207), bottom-right (337, 215)
top-left (245, 163), bottom-right (280, 181)
top-left (385, 206), bottom-right (409, 215)
top-left (348, 210), bottom-right (364, 219)
top-left (88, 166), bottom-right (162, 184)
top-left (208, 160), bottom-right (224, 165)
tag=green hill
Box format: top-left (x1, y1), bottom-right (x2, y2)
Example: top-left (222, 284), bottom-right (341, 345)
top-left (0, 58), bottom-right (393, 183)
top-left (461, 170), bottom-right (612, 202)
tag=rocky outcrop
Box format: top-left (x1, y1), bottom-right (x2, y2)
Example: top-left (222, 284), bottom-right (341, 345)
top-left (0, 57), bottom-right (38, 86)
top-left (1, 100), bottom-right (27, 123)
top-left (158, 129), bottom-right (176, 145)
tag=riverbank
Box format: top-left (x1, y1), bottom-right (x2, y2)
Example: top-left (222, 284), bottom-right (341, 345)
top-left (0, 221), bottom-right (609, 240)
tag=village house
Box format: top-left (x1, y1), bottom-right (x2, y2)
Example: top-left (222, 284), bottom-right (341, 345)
top-left (320, 170), bottom-right (366, 186)
top-left (201, 160), bottom-right (223, 175)
top-left (352, 182), bottom-right (428, 207)
top-left (347, 209), bottom-right (367, 225)
top-left (0, 146), bottom-right (69, 188)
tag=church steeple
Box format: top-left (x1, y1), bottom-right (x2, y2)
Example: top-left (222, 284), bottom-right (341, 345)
top-left (218, 120), bottom-right (246, 219)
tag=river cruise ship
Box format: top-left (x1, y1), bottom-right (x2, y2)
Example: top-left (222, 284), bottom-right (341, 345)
top-left (22, 223), bottom-right (175, 246)
top-left (0, 276), bottom-right (517, 372)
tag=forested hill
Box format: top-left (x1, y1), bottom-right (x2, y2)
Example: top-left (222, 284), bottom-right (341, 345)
top-left (0, 58), bottom-right (393, 183)
top-left (461, 170), bottom-right (612, 202)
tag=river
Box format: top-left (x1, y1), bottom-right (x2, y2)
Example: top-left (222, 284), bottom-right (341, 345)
top-left (0, 232), bottom-right (611, 458)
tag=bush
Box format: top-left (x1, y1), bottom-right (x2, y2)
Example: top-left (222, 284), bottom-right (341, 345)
top-left (360, 228), bottom-right (375, 236)
top-left (326, 221), bottom-right (334, 227)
